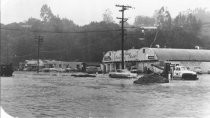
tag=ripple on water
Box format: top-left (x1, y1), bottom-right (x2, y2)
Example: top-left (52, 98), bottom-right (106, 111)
top-left (1, 73), bottom-right (210, 118)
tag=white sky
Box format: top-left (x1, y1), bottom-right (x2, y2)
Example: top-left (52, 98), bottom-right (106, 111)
top-left (1, 0), bottom-right (210, 26)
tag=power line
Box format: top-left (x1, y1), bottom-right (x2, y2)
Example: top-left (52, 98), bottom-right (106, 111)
top-left (150, 30), bottom-right (159, 48)
top-left (0, 27), bottom-right (120, 34)
top-left (40, 49), bottom-right (66, 53)
top-left (14, 53), bottom-right (34, 58)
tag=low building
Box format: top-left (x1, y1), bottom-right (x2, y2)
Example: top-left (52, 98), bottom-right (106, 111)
top-left (43, 60), bottom-right (83, 69)
top-left (19, 59), bottom-right (84, 71)
top-left (102, 47), bottom-right (210, 73)
top-left (23, 59), bottom-right (44, 71)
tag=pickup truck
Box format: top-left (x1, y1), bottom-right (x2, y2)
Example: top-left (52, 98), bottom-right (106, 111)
top-left (173, 66), bottom-right (198, 80)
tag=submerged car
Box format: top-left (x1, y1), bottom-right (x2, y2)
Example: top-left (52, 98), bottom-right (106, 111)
top-left (86, 66), bottom-right (98, 74)
top-left (130, 67), bottom-right (142, 74)
top-left (41, 68), bottom-right (50, 72)
top-left (173, 66), bottom-right (198, 80)
top-left (86, 66), bottom-right (102, 74)
top-left (109, 69), bottom-right (137, 78)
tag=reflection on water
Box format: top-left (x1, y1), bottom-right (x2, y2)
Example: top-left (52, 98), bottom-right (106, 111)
top-left (1, 72), bottom-right (210, 118)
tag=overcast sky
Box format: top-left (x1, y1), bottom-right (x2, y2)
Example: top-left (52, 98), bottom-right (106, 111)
top-left (1, 0), bottom-right (210, 26)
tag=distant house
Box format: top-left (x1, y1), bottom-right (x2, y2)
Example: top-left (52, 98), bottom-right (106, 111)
top-left (23, 59), bottom-right (44, 71)
top-left (19, 59), bottom-right (84, 71)
top-left (19, 59), bottom-right (103, 72)
top-left (39, 60), bottom-right (83, 69)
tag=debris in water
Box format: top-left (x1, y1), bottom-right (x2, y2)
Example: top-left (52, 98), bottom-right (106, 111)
top-left (134, 73), bottom-right (169, 84)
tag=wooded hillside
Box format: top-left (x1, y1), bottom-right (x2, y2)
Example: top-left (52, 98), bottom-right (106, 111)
top-left (1, 5), bottom-right (210, 66)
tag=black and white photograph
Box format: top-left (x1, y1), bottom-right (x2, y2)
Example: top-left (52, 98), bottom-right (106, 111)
top-left (1, 0), bottom-right (210, 118)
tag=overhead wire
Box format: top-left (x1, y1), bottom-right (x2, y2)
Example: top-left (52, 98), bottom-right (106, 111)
top-left (0, 27), bottom-right (120, 34)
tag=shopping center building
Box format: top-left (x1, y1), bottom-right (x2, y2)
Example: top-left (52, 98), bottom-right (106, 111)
top-left (102, 47), bottom-right (210, 73)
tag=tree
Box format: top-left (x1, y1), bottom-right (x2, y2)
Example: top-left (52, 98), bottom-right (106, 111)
top-left (174, 10), bottom-right (202, 35)
top-left (133, 16), bottom-right (155, 26)
top-left (2, 4), bottom-right (210, 67)
top-left (40, 4), bottom-right (55, 22)
top-left (188, 8), bottom-right (210, 49)
top-left (154, 6), bottom-right (172, 30)
top-left (192, 8), bottom-right (210, 23)
top-left (102, 9), bottom-right (114, 23)
top-left (148, 7), bottom-right (172, 48)
top-left (25, 18), bottom-right (42, 31)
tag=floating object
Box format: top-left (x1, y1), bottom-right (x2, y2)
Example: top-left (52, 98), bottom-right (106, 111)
top-left (0, 64), bottom-right (14, 77)
top-left (134, 73), bottom-right (169, 84)
top-left (109, 69), bottom-right (137, 78)
top-left (71, 73), bottom-right (96, 77)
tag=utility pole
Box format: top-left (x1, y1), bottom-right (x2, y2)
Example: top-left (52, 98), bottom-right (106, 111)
top-left (35, 35), bottom-right (43, 73)
top-left (116, 5), bottom-right (132, 69)
top-left (6, 37), bottom-right (9, 64)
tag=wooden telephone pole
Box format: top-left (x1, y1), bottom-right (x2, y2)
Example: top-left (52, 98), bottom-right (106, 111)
top-left (116, 5), bottom-right (132, 69)
top-left (35, 35), bottom-right (43, 73)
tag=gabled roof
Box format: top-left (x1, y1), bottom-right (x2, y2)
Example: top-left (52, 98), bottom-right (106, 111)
top-left (150, 48), bottom-right (210, 61)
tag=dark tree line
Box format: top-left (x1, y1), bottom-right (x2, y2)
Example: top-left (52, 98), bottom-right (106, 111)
top-left (1, 5), bottom-right (209, 66)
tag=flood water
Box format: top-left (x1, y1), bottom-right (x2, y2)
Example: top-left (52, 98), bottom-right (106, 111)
top-left (1, 72), bottom-right (210, 118)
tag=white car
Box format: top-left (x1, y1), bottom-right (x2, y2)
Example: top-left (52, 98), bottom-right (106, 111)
top-left (173, 66), bottom-right (198, 80)
top-left (48, 68), bottom-right (65, 72)
top-left (193, 67), bottom-right (202, 74)
top-left (49, 68), bottom-right (57, 72)
top-left (109, 69), bottom-right (137, 78)
top-left (56, 68), bottom-right (66, 72)
top-left (41, 68), bottom-right (50, 72)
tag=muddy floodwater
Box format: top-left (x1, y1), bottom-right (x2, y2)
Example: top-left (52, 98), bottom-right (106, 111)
top-left (1, 72), bottom-right (210, 118)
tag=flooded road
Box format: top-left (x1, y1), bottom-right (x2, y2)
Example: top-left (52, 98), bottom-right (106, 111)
top-left (1, 72), bottom-right (210, 118)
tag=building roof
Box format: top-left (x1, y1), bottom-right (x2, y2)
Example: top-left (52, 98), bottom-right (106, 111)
top-left (102, 48), bottom-right (210, 62)
top-left (150, 48), bottom-right (210, 61)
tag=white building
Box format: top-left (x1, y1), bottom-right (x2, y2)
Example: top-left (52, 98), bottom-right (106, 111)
top-left (102, 47), bottom-right (210, 73)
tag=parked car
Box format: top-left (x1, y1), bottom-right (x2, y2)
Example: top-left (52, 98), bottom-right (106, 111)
top-left (48, 68), bottom-right (65, 72)
top-left (86, 66), bottom-right (100, 74)
top-left (0, 64), bottom-right (14, 77)
top-left (109, 69), bottom-right (137, 78)
top-left (130, 67), bottom-right (139, 74)
top-left (193, 66), bottom-right (202, 74)
top-left (49, 68), bottom-right (57, 72)
top-left (208, 68), bottom-right (210, 74)
top-left (41, 68), bottom-right (50, 72)
top-left (65, 67), bottom-right (74, 72)
top-left (173, 66), bottom-right (198, 80)
top-left (56, 68), bottom-right (66, 72)
top-left (23, 67), bottom-right (32, 71)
